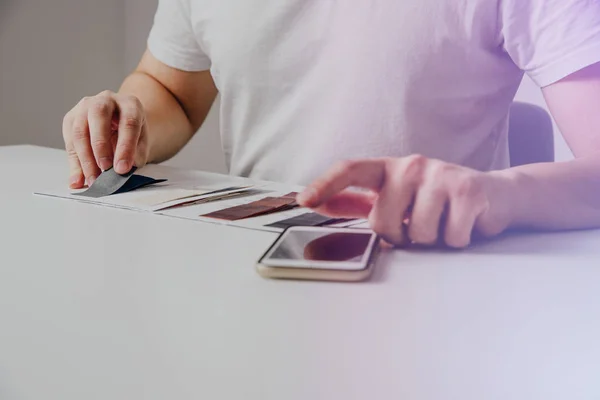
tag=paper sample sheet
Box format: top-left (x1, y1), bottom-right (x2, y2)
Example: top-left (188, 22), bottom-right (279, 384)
top-left (35, 165), bottom-right (365, 232)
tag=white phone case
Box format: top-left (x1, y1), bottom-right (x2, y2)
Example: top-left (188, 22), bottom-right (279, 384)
top-left (256, 227), bottom-right (381, 282)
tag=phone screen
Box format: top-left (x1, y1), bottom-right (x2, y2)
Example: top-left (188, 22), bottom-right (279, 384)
top-left (261, 228), bottom-right (378, 270)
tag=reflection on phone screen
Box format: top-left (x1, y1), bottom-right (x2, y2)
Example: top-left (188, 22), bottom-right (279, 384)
top-left (269, 231), bottom-right (372, 262)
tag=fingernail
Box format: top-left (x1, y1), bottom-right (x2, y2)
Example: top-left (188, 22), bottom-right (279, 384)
top-left (87, 176), bottom-right (96, 186)
top-left (298, 188), bottom-right (317, 205)
top-left (116, 160), bottom-right (129, 173)
top-left (99, 157), bottom-right (112, 171)
top-left (69, 175), bottom-right (81, 187)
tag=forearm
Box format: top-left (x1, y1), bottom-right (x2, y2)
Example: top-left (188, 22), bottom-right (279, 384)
top-left (501, 155), bottom-right (600, 230)
top-left (119, 71), bottom-right (194, 164)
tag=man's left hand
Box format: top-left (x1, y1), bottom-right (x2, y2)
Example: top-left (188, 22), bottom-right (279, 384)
top-left (297, 156), bottom-right (518, 248)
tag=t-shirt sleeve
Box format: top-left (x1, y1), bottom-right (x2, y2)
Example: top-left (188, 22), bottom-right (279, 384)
top-left (500, 0), bottom-right (600, 87)
top-left (147, 0), bottom-right (211, 71)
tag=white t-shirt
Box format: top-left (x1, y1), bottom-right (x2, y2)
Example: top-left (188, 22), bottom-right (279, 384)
top-left (148, 0), bottom-right (600, 185)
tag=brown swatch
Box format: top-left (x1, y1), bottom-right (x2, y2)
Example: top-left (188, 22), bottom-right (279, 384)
top-left (202, 192), bottom-right (299, 221)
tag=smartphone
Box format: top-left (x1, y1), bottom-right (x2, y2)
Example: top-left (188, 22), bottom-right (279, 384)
top-left (256, 226), bottom-right (381, 282)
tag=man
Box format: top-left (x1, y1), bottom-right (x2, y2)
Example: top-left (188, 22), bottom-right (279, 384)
top-left (63, 0), bottom-right (600, 247)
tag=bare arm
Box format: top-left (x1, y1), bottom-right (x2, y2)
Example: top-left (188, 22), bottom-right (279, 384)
top-left (120, 50), bottom-right (218, 164)
top-left (502, 62), bottom-right (600, 230)
top-left (63, 50), bottom-right (218, 188)
top-left (298, 62), bottom-right (600, 247)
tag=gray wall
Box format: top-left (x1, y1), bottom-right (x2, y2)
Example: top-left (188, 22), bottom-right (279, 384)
top-left (0, 1), bottom-right (571, 173)
top-left (0, 0), bottom-right (125, 149)
top-left (123, 0), bottom-right (225, 172)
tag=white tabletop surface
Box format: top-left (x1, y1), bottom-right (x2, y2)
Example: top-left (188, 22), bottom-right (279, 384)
top-left (1, 145), bottom-right (599, 400)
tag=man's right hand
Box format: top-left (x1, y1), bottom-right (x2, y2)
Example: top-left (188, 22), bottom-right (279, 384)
top-left (62, 90), bottom-right (150, 189)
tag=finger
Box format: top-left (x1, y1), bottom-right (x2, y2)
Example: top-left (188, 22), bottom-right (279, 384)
top-left (114, 95), bottom-right (143, 174)
top-left (444, 199), bottom-right (481, 249)
top-left (71, 105), bottom-right (101, 185)
top-left (298, 159), bottom-right (387, 207)
top-left (63, 113), bottom-right (84, 188)
top-left (111, 132), bottom-right (118, 155)
top-left (367, 155), bottom-right (428, 245)
top-left (408, 184), bottom-right (448, 246)
top-left (66, 143), bottom-right (85, 189)
top-left (88, 92), bottom-right (116, 171)
top-left (369, 173), bottom-right (417, 246)
top-left (64, 136), bottom-right (85, 189)
top-left (311, 190), bottom-right (377, 218)
top-left (133, 125), bottom-right (149, 168)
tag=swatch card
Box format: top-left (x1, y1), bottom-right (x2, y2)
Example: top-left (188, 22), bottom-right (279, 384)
top-left (265, 212), bottom-right (355, 229)
top-left (131, 185), bottom-right (254, 210)
top-left (75, 167), bottom-right (167, 198)
top-left (36, 163), bottom-right (263, 213)
top-left (201, 192), bottom-right (299, 221)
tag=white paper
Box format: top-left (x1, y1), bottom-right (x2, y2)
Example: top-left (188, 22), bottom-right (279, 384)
top-left (35, 165), bottom-right (259, 212)
top-left (34, 164), bottom-right (364, 233)
top-left (158, 189), bottom-right (305, 232)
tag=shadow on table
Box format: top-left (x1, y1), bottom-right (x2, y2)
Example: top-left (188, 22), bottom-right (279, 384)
top-left (393, 228), bottom-right (600, 257)
top-left (369, 248), bottom-right (392, 284)
top-left (468, 228), bottom-right (600, 256)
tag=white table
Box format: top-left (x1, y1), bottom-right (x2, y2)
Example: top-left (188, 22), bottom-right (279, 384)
top-left (1, 145), bottom-right (599, 400)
